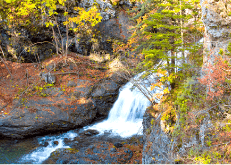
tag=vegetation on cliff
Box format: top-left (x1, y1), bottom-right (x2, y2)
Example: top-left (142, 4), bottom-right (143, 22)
top-left (0, 0), bottom-right (230, 163)
top-left (124, 0), bottom-right (231, 163)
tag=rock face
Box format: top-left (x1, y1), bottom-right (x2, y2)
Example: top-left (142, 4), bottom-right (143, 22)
top-left (91, 79), bottom-right (120, 116)
top-left (0, 97), bottom-right (96, 139)
top-left (0, 0), bottom-right (135, 62)
top-left (43, 134), bottom-right (142, 164)
top-left (201, 0), bottom-right (231, 67)
top-left (142, 111), bottom-right (173, 164)
top-left (0, 76), bottom-right (127, 139)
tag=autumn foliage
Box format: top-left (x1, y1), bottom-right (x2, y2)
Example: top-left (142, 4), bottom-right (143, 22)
top-left (199, 53), bottom-right (231, 100)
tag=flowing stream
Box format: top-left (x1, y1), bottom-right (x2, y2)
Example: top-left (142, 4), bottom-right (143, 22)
top-left (84, 72), bottom-right (164, 137)
top-left (0, 38), bottom-right (203, 164)
top-left (1, 72), bottom-right (164, 164)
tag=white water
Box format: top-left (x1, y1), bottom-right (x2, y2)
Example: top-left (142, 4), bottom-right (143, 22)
top-left (85, 72), bottom-right (166, 137)
top-left (18, 71), bottom-right (166, 163)
top-left (18, 131), bottom-right (78, 164)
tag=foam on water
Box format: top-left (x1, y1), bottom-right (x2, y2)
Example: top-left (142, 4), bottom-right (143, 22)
top-left (85, 72), bottom-right (164, 137)
top-left (18, 131), bottom-right (78, 164)
top-left (18, 71), bottom-right (165, 163)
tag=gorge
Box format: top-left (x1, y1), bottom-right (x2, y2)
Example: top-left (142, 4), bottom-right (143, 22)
top-left (0, 0), bottom-right (230, 164)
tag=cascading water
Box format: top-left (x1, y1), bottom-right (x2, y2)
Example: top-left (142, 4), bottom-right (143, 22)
top-left (18, 71), bottom-right (165, 164)
top-left (18, 131), bottom-right (78, 164)
top-left (84, 71), bottom-right (165, 137)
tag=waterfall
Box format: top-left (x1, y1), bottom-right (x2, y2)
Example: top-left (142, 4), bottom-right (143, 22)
top-left (85, 71), bottom-right (166, 137)
top-left (18, 71), bottom-right (165, 163)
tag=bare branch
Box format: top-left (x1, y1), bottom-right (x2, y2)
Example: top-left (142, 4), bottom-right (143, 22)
top-left (0, 46), bottom-right (13, 79)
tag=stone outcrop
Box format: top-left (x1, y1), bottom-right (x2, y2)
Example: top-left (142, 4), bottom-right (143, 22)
top-left (201, 0), bottom-right (231, 67)
top-left (0, 0), bottom-right (135, 62)
top-left (0, 76), bottom-right (127, 139)
top-left (142, 111), bottom-right (174, 164)
top-left (44, 133), bottom-right (142, 164)
top-left (0, 97), bottom-right (96, 139)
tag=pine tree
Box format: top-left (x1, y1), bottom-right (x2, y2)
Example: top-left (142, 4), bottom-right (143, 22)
top-left (142, 0), bottom-right (198, 73)
top-left (130, 0), bottom-right (203, 85)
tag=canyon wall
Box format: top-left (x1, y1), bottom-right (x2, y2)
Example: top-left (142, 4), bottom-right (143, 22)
top-left (201, 0), bottom-right (231, 67)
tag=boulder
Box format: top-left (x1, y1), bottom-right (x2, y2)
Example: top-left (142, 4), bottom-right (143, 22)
top-left (53, 141), bottom-right (59, 146)
top-left (201, 0), bottom-right (231, 69)
top-left (80, 129), bottom-right (100, 136)
top-left (142, 110), bottom-right (173, 164)
top-left (39, 72), bottom-right (56, 84)
top-left (0, 97), bottom-right (96, 139)
top-left (0, 75), bottom-right (127, 139)
top-left (113, 142), bottom-right (123, 148)
top-left (90, 79), bottom-right (120, 116)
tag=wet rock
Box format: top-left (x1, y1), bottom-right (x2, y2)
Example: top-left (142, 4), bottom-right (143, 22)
top-left (114, 142), bottom-right (123, 148)
top-left (56, 159), bottom-right (69, 164)
top-left (64, 138), bottom-right (73, 145)
top-left (114, 148), bottom-right (134, 163)
top-left (82, 129), bottom-right (100, 136)
top-left (103, 130), bottom-right (112, 135)
top-left (40, 141), bottom-right (49, 147)
top-left (46, 134), bottom-right (143, 164)
top-left (91, 79), bottom-right (122, 116)
top-left (53, 141), bottom-right (59, 146)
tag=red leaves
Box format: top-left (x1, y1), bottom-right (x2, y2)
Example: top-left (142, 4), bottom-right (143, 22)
top-left (199, 55), bottom-right (230, 100)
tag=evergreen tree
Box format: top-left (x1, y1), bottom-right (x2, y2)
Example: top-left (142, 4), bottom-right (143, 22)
top-left (127, 0), bottom-right (203, 87)
top-left (142, 0), bottom-right (198, 72)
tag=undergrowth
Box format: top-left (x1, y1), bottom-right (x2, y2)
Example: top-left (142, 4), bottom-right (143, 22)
top-left (154, 66), bottom-right (231, 163)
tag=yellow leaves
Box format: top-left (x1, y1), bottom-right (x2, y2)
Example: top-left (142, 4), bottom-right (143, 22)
top-left (58, 0), bottom-right (66, 6)
top-left (137, 17), bottom-right (142, 24)
top-left (157, 68), bottom-right (167, 77)
top-left (63, 21), bottom-right (68, 26)
top-left (64, 12), bottom-right (68, 16)
top-left (163, 88), bottom-right (170, 94)
top-left (151, 81), bottom-right (163, 91)
top-left (45, 21), bottom-right (54, 27)
top-left (153, 93), bottom-right (163, 100)
top-left (69, 6), bottom-right (102, 31)
top-left (4, 0), bottom-right (16, 3)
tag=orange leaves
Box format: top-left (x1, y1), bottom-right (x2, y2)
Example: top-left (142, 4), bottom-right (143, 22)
top-left (199, 55), bottom-right (231, 100)
top-left (151, 81), bottom-right (163, 90)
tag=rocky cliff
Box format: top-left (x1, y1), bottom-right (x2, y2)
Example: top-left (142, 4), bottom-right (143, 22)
top-left (0, 0), bottom-right (135, 62)
top-left (0, 0), bottom-right (135, 139)
top-left (201, 0), bottom-right (231, 66)
top-left (142, 0), bottom-right (231, 163)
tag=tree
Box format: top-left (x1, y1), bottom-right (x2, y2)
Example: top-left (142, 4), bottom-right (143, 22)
top-left (141, 0), bottom-right (201, 74)
top-left (123, 0), bottom-right (203, 105)
top-left (0, 0), bottom-right (102, 61)
top-left (199, 43), bottom-right (231, 100)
